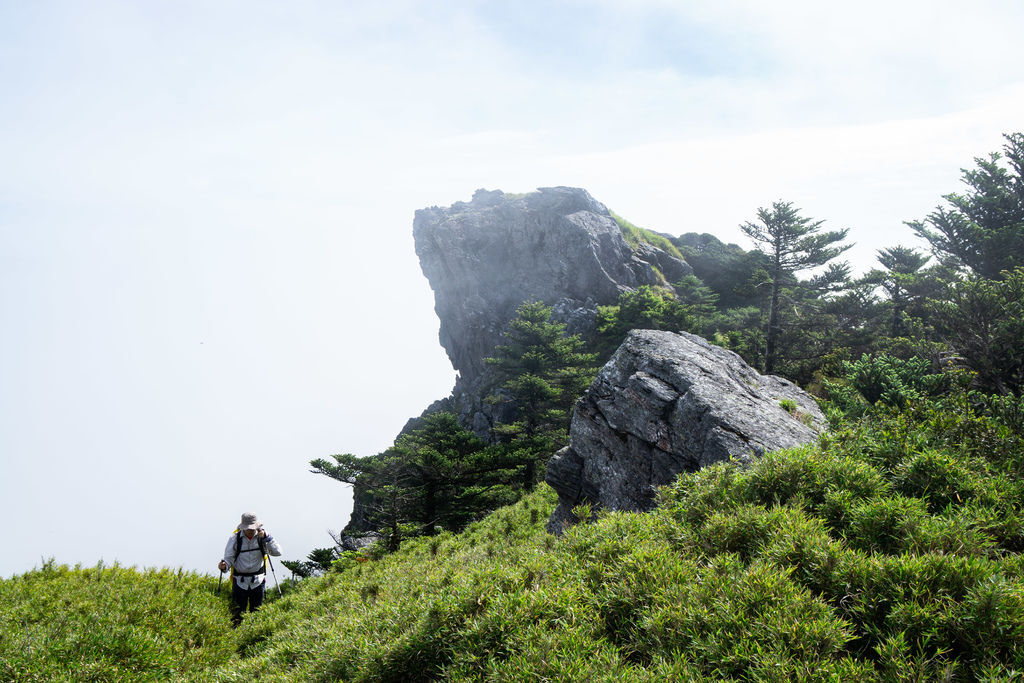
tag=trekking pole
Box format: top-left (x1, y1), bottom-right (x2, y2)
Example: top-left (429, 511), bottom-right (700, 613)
top-left (217, 567), bottom-right (224, 595)
top-left (266, 555), bottom-right (283, 597)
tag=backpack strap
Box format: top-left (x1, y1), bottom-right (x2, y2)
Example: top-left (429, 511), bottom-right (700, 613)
top-left (232, 529), bottom-right (268, 572)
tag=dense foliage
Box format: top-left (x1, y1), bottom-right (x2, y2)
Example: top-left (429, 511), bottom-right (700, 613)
top-left (594, 284), bottom-right (702, 359)
top-left (598, 133), bottom-right (1024, 391)
top-left (9, 381), bottom-right (1020, 680)
top-left (309, 413), bottom-right (523, 554)
top-left (930, 266), bottom-right (1024, 396)
top-left (675, 232), bottom-right (769, 310)
top-left (485, 301), bottom-right (598, 445)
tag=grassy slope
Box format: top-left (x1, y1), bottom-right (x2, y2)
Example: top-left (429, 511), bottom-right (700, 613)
top-left (5, 398), bottom-right (1023, 681)
top-left (0, 563), bottom-right (235, 681)
top-left (221, 396), bottom-right (1024, 681)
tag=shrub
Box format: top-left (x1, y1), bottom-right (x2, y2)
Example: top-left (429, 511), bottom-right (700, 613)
top-left (844, 354), bottom-right (946, 408)
top-left (640, 555), bottom-right (856, 679)
top-left (844, 495), bottom-right (928, 554)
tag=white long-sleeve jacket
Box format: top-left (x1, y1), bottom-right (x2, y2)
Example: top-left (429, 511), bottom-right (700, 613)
top-left (222, 532), bottom-right (283, 589)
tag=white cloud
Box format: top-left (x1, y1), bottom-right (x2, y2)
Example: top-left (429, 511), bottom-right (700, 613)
top-left (544, 82), bottom-right (1024, 272)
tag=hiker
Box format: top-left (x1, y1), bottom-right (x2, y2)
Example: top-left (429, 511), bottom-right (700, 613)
top-left (217, 511), bottom-right (283, 626)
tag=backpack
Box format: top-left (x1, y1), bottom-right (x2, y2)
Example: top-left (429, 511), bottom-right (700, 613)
top-left (230, 529), bottom-right (268, 578)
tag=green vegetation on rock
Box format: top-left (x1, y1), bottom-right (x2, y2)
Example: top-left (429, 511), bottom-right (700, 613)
top-left (611, 212), bottom-right (686, 262)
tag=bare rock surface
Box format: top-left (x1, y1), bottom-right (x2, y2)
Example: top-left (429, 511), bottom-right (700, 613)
top-left (546, 329), bottom-right (826, 532)
top-left (413, 187), bottom-right (690, 435)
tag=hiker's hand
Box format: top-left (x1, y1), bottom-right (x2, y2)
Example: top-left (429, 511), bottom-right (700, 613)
top-left (257, 529), bottom-right (267, 540)
top-left (218, 560), bottom-right (227, 573)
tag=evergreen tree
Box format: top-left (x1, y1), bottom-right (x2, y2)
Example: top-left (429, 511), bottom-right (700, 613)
top-left (822, 277), bottom-right (885, 364)
top-left (931, 267), bottom-right (1024, 396)
top-left (486, 301), bottom-right (598, 488)
top-left (673, 232), bottom-right (771, 309)
top-left (487, 302), bottom-right (597, 439)
top-left (389, 412), bottom-right (513, 532)
top-left (282, 546), bottom-right (341, 578)
top-left (310, 413), bottom-right (519, 546)
top-left (310, 447), bottom-right (423, 549)
top-left (740, 201), bottom-right (852, 374)
top-left (866, 246), bottom-right (931, 338)
top-left (908, 132), bottom-right (1024, 280)
top-left (711, 306), bottom-right (766, 372)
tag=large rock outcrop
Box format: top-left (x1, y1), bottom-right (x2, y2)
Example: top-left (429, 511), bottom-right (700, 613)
top-left (545, 330), bottom-right (827, 532)
top-left (413, 187), bottom-right (690, 436)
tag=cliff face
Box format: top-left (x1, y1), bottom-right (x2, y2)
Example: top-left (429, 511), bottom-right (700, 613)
top-left (413, 187), bottom-right (691, 435)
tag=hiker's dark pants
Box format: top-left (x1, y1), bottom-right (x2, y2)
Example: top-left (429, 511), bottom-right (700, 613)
top-left (230, 579), bottom-right (265, 626)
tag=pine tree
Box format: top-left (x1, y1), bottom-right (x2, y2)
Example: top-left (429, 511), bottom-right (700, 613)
top-left (486, 302), bottom-right (597, 438)
top-left (486, 301), bottom-right (597, 488)
top-left (740, 201), bottom-right (851, 374)
top-left (908, 132), bottom-right (1024, 280)
top-left (310, 413), bottom-right (519, 544)
top-left (931, 267), bottom-right (1024, 395)
top-left (868, 246), bottom-right (931, 338)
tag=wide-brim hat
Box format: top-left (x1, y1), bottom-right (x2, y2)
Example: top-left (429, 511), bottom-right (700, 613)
top-left (240, 512), bottom-right (261, 531)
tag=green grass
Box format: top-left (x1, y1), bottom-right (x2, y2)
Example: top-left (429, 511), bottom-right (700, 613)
top-left (0, 562), bottom-right (236, 681)
top-left (610, 213), bottom-right (686, 262)
top-left (4, 393), bottom-right (1023, 680)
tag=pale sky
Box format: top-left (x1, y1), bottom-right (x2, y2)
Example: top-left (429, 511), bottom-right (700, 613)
top-left (2, 0), bottom-right (1023, 578)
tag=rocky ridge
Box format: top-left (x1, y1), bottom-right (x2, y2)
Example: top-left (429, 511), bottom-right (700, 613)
top-left (413, 186), bottom-right (691, 436)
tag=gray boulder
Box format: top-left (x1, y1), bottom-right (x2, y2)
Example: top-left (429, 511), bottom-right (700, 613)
top-left (338, 532), bottom-right (382, 553)
top-left (546, 330), bottom-right (826, 532)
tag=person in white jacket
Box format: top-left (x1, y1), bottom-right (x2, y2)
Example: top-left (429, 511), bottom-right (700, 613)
top-left (218, 511), bottom-right (282, 625)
